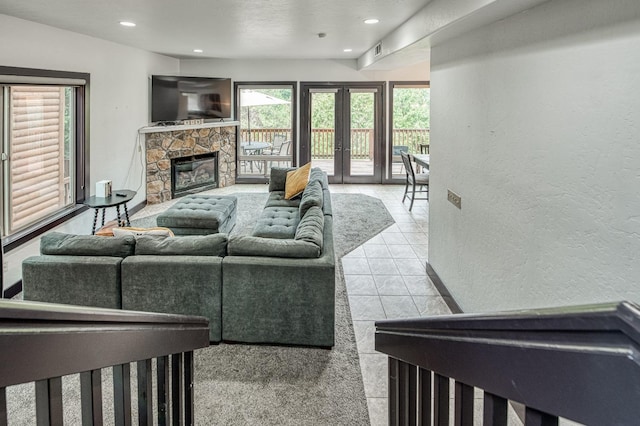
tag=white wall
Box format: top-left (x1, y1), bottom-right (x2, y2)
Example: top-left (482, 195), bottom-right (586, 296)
top-left (0, 14), bottom-right (179, 206)
top-left (428, 0), bottom-right (640, 312)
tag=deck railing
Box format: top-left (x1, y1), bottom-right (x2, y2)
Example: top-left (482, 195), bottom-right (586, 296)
top-left (375, 301), bottom-right (640, 425)
top-left (0, 299), bottom-right (209, 425)
top-left (239, 128), bottom-right (430, 159)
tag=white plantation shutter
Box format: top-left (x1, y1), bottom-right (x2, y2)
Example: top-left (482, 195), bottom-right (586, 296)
top-left (9, 86), bottom-right (69, 232)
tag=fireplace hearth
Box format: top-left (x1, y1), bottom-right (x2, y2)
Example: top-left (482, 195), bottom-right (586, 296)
top-left (171, 153), bottom-right (218, 198)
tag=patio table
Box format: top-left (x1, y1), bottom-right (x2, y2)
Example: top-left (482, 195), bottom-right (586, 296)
top-left (240, 142), bottom-right (271, 173)
top-left (413, 154), bottom-right (430, 170)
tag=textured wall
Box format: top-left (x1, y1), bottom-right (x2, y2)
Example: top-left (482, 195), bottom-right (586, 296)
top-left (428, 0), bottom-right (640, 312)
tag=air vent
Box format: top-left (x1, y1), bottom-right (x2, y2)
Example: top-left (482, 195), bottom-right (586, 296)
top-left (374, 42), bottom-right (382, 57)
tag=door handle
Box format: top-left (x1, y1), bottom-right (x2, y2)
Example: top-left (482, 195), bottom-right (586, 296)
top-left (335, 145), bottom-right (342, 151)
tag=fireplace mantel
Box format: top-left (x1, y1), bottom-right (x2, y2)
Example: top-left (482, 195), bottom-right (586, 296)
top-left (140, 121), bottom-right (239, 134)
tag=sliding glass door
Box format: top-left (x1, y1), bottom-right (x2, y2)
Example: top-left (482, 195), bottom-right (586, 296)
top-left (388, 81), bottom-right (430, 182)
top-left (234, 83), bottom-right (296, 182)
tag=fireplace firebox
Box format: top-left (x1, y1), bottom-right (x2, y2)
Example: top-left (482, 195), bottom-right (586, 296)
top-left (171, 152), bottom-right (218, 198)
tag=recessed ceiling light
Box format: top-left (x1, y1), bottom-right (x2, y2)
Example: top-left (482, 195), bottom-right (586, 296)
top-left (193, 49), bottom-right (203, 53)
top-left (364, 18), bottom-right (379, 24)
top-left (343, 48), bottom-right (353, 52)
top-left (119, 21), bottom-right (136, 27)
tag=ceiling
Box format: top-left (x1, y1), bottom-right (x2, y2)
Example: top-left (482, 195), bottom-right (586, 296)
top-left (0, 0), bottom-right (431, 61)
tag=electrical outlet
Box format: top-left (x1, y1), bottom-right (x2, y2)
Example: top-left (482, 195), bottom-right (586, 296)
top-left (447, 190), bottom-right (462, 209)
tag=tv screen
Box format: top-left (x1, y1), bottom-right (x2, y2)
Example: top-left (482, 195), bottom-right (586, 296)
top-left (151, 75), bottom-right (232, 122)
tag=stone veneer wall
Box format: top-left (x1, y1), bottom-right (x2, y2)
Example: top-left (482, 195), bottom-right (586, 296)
top-left (145, 126), bottom-right (236, 204)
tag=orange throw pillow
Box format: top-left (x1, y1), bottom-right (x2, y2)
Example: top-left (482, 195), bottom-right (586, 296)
top-left (284, 163), bottom-right (311, 200)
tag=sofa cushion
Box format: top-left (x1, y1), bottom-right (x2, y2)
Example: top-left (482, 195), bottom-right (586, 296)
top-left (134, 234), bottom-right (228, 256)
top-left (299, 180), bottom-right (323, 219)
top-left (284, 163), bottom-right (311, 199)
top-left (227, 235), bottom-right (321, 258)
top-left (252, 206), bottom-right (300, 239)
top-left (294, 206), bottom-right (324, 251)
top-left (40, 232), bottom-right (135, 257)
top-left (265, 191), bottom-right (301, 208)
top-left (268, 167), bottom-right (295, 192)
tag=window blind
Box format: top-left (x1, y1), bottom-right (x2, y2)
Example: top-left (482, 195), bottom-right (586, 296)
top-left (9, 86), bottom-right (68, 232)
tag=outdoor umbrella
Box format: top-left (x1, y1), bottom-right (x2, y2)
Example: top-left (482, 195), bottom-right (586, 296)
top-left (240, 90), bottom-right (289, 141)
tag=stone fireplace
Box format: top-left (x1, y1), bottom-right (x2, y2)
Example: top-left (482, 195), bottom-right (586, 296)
top-left (144, 123), bottom-right (238, 204)
top-left (171, 152), bottom-right (218, 198)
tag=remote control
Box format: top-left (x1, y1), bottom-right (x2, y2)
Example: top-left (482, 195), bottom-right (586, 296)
top-left (116, 192), bottom-right (127, 197)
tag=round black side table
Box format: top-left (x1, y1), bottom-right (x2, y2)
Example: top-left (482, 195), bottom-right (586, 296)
top-left (83, 190), bottom-right (136, 234)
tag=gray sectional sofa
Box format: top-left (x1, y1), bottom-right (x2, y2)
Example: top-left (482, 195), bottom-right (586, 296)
top-left (22, 167), bottom-right (335, 347)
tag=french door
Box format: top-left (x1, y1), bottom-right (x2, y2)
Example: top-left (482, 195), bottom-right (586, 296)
top-left (300, 83), bottom-right (384, 184)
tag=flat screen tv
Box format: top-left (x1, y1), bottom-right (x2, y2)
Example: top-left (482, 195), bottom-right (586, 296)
top-left (151, 75), bottom-right (232, 123)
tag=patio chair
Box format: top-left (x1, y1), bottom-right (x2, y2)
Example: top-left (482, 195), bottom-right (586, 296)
top-left (393, 145), bottom-right (409, 173)
top-left (269, 140), bottom-right (292, 168)
top-left (263, 134), bottom-right (287, 155)
top-left (400, 152), bottom-right (429, 211)
top-left (419, 143), bottom-right (430, 154)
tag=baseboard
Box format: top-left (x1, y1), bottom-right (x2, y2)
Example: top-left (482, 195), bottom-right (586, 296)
top-left (425, 261), bottom-right (526, 423)
top-left (127, 200), bottom-right (147, 217)
top-left (425, 261), bottom-right (463, 314)
top-left (3, 280), bottom-right (22, 299)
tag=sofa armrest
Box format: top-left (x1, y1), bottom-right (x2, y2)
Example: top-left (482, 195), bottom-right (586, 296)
top-left (22, 255), bottom-right (122, 309)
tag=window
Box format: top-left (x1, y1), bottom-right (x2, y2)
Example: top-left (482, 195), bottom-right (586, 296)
top-left (0, 67), bottom-right (88, 247)
top-left (389, 82), bottom-right (430, 181)
top-left (235, 83), bottom-right (296, 182)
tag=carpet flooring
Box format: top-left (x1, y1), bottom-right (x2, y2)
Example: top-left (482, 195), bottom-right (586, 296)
top-left (7, 192), bottom-right (395, 425)
top-left (192, 193), bottom-right (394, 425)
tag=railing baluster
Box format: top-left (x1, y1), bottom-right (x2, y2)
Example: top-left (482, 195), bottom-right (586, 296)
top-left (402, 363), bottom-right (417, 426)
top-left (184, 351), bottom-right (195, 425)
top-left (35, 377), bottom-right (63, 426)
top-left (388, 357), bottom-right (399, 426)
top-left (157, 356), bottom-right (170, 426)
top-left (483, 392), bottom-right (507, 426)
top-left (80, 369), bottom-right (103, 425)
top-left (0, 387), bottom-right (7, 426)
top-left (433, 374), bottom-right (449, 426)
top-left (113, 364), bottom-right (132, 426)
top-left (418, 368), bottom-right (431, 426)
top-left (454, 381), bottom-right (474, 426)
top-left (525, 407), bottom-right (559, 426)
top-left (172, 353), bottom-right (184, 426)
top-left (137, 359), bottom-right (153, 425)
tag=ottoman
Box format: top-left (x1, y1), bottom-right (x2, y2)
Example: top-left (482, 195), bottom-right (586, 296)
top-left (157, 194), bottom-right (237, 235)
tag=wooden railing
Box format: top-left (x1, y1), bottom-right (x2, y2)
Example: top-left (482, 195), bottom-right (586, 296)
top-left (0, 300), bottom-right (209, 425)
top-left (239, 128), bottom-right (430, 160)
top-left (376, 301), bottom-right (640, 425)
